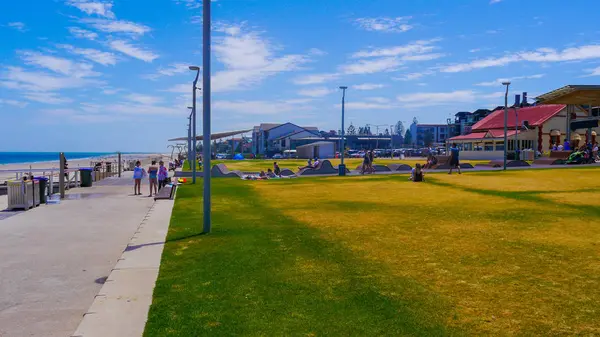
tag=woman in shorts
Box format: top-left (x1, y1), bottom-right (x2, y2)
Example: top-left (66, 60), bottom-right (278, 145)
top-left (147, 161), bottom-right (159, 196)
top-left (132, 161), bottom-right (145, 195)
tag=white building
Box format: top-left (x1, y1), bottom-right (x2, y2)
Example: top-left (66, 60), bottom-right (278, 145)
top-left (252, 123), bottom-right (319, 155)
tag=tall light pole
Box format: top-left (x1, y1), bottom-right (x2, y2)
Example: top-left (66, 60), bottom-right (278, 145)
top-left (390, 124), bottom-right (394, 158)
top-left (339, 86), bottom-right (348, 176)
top-left (187, 106), bottom-right (193, 171)
top-left (202, 0), bottom-right (212, 233)
top-left (502, 81), bottom-right (511, 170)
top-left (189, 66), bottom-right (200, 184)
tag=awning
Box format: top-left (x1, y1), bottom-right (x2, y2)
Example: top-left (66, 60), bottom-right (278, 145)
top-left (168, 129), bottom-right (252, 141)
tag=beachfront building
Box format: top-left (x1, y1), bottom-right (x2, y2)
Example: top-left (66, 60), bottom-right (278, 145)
top-left (447, 104), bottom-right (593, 160)
top-left (252, 123), bottom-right (320, 156)
top-left (450, 109), bottom-right (493, 137)
top-left (296, 141), bottom-right (336, 159)
top-left (409, 123), bottom-right (449, 146)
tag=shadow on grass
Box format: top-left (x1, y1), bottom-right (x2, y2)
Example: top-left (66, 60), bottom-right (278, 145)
top-left (144, 181), bottom-right (460, 337)
top-left (426, 178), bottom-right (600, 219)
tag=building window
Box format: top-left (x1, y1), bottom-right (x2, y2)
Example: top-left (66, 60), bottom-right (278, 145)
top-left (463, 143), bottom-right (473, 151)
top-left (484, 142), bottom-right (494, 151)
top-left (495, 142), bottom-right (504, 151)
top-left (281, 139), bottom-right (286, 147)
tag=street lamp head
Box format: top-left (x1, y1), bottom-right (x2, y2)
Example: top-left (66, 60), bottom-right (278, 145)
top-left (339, 86), bottom-right (348, 90)
top-left (187, 106), bottom-right (193, 109)
top-left (501, 81), bottom-right (511, 86)
top-left (189, 66), bottom-right (200, 71)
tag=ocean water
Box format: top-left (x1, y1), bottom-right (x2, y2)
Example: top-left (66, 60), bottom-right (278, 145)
top-left (0, 152), bottom-right (118, 165)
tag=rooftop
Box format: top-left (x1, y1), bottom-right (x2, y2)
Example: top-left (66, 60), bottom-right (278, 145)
top-left (472, 104), bottom-right (565, 130)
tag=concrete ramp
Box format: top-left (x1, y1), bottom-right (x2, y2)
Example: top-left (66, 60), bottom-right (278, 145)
top-left (355, 164), bottom-right (392, 172)
top-left (211, 164), bottom-right (243, 178)
top-left (298, 160), bottom-right (337, 176)
top-left (388, 164), bottom-right (412, 171)
top-left (279, 169), bottom-right (296, 177)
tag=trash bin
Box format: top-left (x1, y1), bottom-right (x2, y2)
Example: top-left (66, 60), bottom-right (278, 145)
top-left (338, 164), bottom-right (346, 176)
top-left (80, 168), bottom-right (93, 187)
top-left (34, 177), bottom-right (48, 204)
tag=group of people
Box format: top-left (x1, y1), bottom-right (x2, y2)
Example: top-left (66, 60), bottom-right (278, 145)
top-left (360, 150), bottom-right (376, 174)
top-left (132, 160), bottom-right (170, 196)
top-left (552, 141), bottom-right (599, 164)
top-left (409, 143), bottom-right (461, 182)
top-left (258, 162), bottom-right (282, 179)
top-left (298, 158), bottom-right (321, 171)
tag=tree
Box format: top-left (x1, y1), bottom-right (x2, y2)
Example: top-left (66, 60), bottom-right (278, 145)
top-left (404, 129), bottom-right (413, 145)
top-left (394, 121), bottom-right (405, 136)
top-left (384, 128), bottom-right (390, 136)
top-left (358, 126), bottom-right (364, 135)
top-left (412, 117), bottom-right (419, 125)
top-left (347, 123), bottom-right (356, 135)
top-left (423, 130), bottom-right (434, 147)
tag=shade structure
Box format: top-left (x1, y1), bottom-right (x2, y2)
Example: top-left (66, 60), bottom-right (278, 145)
top-left (536, 85), bottom-right (600, 105)
top-left (168, 129), bottom-right (252, 142)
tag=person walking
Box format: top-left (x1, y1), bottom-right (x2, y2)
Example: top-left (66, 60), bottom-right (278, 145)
top-left (448, 143), bottom-right (461, 175)
top-left (132, 160), bottom-right (145, 195)
top-left (147, 160), bottom-right (159, 197)
top-left (361, 152), bottom-right (370, 174)
top-left (368, 150), bottom-right (375, 173)
top-left (158, 160), bottom-right (168, 191)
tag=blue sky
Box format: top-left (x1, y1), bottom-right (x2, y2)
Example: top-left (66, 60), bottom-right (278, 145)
top-left (2, 0), bottom-right (600, 152)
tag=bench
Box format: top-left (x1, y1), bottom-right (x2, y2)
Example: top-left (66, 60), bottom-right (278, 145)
top-left (532, 151), bottom-right (571, 165)
top-left (388, 164), bottom-right (412, 171)
top-left (154, 184), bottom-right (177, 200)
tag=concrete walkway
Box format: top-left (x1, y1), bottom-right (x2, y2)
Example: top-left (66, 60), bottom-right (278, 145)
top-left (0, 172), bottom-right (169, 337)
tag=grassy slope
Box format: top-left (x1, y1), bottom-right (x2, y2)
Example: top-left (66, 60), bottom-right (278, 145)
top-left (145, 168), bottom-right (600, 336)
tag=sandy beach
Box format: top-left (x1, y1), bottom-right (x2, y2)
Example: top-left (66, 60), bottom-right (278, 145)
top-left (0, 153), bottom-right (169, 184)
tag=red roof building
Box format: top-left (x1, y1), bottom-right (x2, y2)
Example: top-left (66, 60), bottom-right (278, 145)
top-left (447, 104), bottom-right (592, 160)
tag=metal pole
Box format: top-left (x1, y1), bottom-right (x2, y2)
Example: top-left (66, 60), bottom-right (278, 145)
top-left (59, 152), bottom-right (65, 199)
top-left (339, 86), bottom-right (347, 176)
top-left (187, 119), bottom-right (192, 166)
top-left (202, 0), bottom-right (212, 233)
top-left (118, 152), bottom-right (122, 177)
top-left (502, 82), bottom-right (510, 170)
top-left (192, 81), bottom-right (197, 184)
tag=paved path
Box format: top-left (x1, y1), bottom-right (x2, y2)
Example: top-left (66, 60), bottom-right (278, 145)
top-left (0, 172), bottom-right (158, 337)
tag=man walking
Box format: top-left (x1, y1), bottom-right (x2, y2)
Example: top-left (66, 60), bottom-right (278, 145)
top-left (448, 143), bottom-right (461, 175)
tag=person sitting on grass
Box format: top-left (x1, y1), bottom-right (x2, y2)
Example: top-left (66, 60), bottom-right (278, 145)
top-left (259, 170), bottom-right (267, 178)
top-left (409, 163), bottom-right (424, 182)
top-left (298, 158), bottom-right (313, 170)
top-left (424, 153), bottom-right (437, 169)
top-left (273, 162), bottom-right (281, 176)
top-left (267, 168), bottom-right (276, 178)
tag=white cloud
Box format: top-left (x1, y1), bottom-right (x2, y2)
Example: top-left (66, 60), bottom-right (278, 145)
top-left (23, 92), bottom-right (73, 105)
top-left (396, 90), bottom-right (476, 107)
top-left (354, 17), bottom-right (413, 33)
top-left (308, 48), bottom-right (327, 56)
top-left (20, 51), bottom-right (100, 77)
top-left (163, 83), bottom-right (190, 93)
top-left (0, 99), bottom-right (28, 108)
top-left (365, 97), bottom-right (390, 103)
top-left (0, 66), bottom-right (101, 92)
top-left (340, 57), bottom-right (401, 75)
top-left (293, 73), bottom-right (339, 85)
top-left (401, 53), bottom-right (445, 61)
top-left (125, 93), bottom-right (163, 105)
top-left (109, 40), bottom-right (158, 62)
top-left (469, 48), bottom-right (481, 53)
top-left (173, 0), bottom-right (201, 9)
top-left (66, 0), bottom-right (115, 18)
top-left (215, 99), bottom-right (314, 115)
top-left (353, 83), bottom-right (385, 90)
top-left (68, 27), bottom-right (98, 40)
top-left (144, 63), bottom-right (191, 80)
top-left (210, 23), bottom-right (309, 92)
top-left (352, 39), bottom-right (439, 58)
top-left (393, 70), bottom-right (434, 81)
top-left (8, 22), bottom-right (27, 32)
top-left (335, 102), bottom-right (395, 110)
top-left (82, 19), bottom-right (151, 35)
top-left (441, 45), bottom-right (600, 73)
top-left (490, 0), bottom-right (502, 4)
top-left (298, 87), bottom-right (333, 97)
top-left (475, 74), bottom-right (545, 86)
top-left (57, 44), bottom-right (117, 66)
top-left (585, 66), bottom-right (600, 77)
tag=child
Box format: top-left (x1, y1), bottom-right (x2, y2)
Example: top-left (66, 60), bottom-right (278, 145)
top-left (158, 161), bottom-right (168, 191)
top-left (409, 163), bottom-right (424, 182)
top-left (148, 161), bottom-right (158, 197)
top-left (132, 161), bottom-right (145, 195)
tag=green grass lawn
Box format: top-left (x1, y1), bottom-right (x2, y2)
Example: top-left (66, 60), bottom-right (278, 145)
top-left (144, 168), bottom-right (600, 336)
top-left (183, 158), bottom-right (490, 172)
